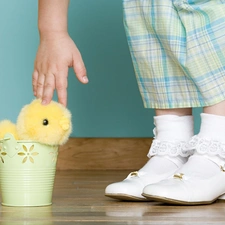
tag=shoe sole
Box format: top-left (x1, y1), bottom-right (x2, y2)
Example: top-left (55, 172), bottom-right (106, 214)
top-left (105, 193), bottom-right (149, 202)
top-left (142, 193), bottom-right (217, 205)
top-left (143, 194), bottom-right (220, 206)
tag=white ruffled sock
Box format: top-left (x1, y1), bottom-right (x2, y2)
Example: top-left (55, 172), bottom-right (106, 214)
top-left (153, 115), bottom-right (194, 164)
top-left (143, 115), bottom-right (194, 174)
top-left (154, 115), bottom-right (194, 142)
top-left (198, 113), bottom-right (225, 142)
top-left (186, 113), bottom-right (225, 177)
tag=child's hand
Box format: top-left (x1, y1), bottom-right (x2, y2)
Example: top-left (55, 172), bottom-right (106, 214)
top-left (32, 32), bottom-right (88, 106)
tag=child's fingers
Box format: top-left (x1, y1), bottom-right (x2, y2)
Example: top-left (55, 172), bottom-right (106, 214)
top-left (73, 51), bottom-right (88, 84)
top-left (42, 73), bottom-right (56, 105)
top-left (56, 70), bottom-right (68, 107)
top-left (32, 70), bottom-right (39, 96)
top-left (36, 73), bottom-right (45, 99)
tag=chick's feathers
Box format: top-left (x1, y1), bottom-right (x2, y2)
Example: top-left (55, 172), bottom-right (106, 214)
top-left (0, 120), bottom-right (18, 140)
top-left (0, 99), bottom-right (72, 146)
top-left (16, 99), bottom-right (72, 146)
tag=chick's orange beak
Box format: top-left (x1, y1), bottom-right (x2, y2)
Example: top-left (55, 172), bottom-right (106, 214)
top-left (59, 116), bottom-right (70, 131)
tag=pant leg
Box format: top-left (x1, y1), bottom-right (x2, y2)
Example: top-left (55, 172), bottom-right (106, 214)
top-left (123, 0), bottom-right (225, 108)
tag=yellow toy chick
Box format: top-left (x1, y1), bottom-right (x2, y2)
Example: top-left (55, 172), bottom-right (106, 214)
top-left (0, 99), bottom-right (72, 146)
top-left (0, 120), bottom-right (18, 140)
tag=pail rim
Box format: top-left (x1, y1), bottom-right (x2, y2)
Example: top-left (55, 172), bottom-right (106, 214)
top-left (0, 135), bottom-right (58, 147)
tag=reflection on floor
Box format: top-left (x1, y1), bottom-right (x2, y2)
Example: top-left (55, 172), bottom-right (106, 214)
top-left (0, 170), bottom-right (225, 225)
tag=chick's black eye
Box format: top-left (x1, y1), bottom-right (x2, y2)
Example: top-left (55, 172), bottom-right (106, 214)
top-left (43, 119), bottom-right (49, 126)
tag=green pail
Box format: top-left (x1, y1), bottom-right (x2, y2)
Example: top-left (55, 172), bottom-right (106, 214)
top-left (0, 133), bottom-right (58, 206)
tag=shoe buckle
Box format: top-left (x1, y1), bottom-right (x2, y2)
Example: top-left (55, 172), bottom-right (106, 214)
top-left (128, 171), bottom-right (139, 178)
top-left (221, 165), bottom-right (225, 172)
top-left (173, 173), bottom-right (184, 180)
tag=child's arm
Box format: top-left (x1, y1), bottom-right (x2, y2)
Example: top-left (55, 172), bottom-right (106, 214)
top-left (33, 0), bottom-right (88, 106)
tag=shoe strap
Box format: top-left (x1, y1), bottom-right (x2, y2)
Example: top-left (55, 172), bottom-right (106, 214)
top-left (163, 155), bottom-right (186, 168)
top-left (194, 153), bottom-right (225, 171)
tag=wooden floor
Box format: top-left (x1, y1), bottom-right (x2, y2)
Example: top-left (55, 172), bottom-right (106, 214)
top-left (1, 170), bottom-right (225, 225)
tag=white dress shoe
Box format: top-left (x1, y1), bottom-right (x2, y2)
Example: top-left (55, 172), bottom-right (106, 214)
top-left (105, 115), bottom-right (193, 201)
top-left (105, 155), bottom-right (183, 201)
top-left (143, 154), bottom-right (225, 205)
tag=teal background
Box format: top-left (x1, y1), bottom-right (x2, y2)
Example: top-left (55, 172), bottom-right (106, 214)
top-left (0, 0), bottom-right (201, 137)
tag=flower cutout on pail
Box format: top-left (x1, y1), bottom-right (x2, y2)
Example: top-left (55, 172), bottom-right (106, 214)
top-left (49, 150), bottom-right (58, 163)
top-left (0, 145), bottom-right (7, 163)
top-left (17, 145), bottom-right (39, 163)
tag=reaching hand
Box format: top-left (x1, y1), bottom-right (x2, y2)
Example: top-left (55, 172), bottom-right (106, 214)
top-left (32, 32), bottom-right (88, 106)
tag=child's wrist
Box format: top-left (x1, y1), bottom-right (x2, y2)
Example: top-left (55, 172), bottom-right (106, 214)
top-left (39, 30), bottom-right (68, 40)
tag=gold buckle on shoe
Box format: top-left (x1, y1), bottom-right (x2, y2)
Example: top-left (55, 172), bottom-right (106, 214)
top-left (221, 166), bottom-right (225, 172)
top-left (129, 171), bottom-right (139, 177)
top-left (173, 173), bottom-right (184, 180)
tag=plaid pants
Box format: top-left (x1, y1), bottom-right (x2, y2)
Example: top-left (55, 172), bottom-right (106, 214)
top-left (123, 0), bottom-right (225, 108)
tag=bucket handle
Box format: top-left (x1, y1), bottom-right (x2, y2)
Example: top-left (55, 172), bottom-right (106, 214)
top-left (0, 134), bottom-right (20, 158)
top-left (0, 137), bottom-right (10, 143)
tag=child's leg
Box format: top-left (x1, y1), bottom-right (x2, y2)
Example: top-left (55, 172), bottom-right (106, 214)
top-left (204, 100), bottom-right (225, 116)
top-left (105, 108), bottom-right (193, 201)
top-left (143, 101), bottom-right (225, 205)
top-left (155, 108), bottom-right (192, 116)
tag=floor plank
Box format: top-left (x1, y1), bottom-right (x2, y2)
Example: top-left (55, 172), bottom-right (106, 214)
top-left (0, 170), bottom-right (225, 224)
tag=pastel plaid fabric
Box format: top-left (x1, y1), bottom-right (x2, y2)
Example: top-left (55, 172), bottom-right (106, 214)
top-left (123, 0), bottom-right (225, 108)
